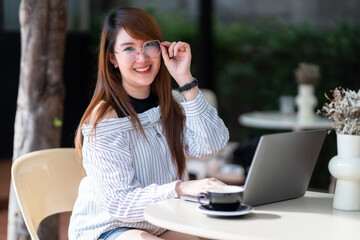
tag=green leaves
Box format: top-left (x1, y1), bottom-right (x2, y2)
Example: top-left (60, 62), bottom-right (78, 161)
top-left (213, 21), bottom-right (360, 111)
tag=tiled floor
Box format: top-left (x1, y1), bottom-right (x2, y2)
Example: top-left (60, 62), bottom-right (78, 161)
top-left (0, 159), bottom-right (69, 240)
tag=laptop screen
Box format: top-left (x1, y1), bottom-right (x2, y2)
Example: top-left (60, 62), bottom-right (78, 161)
top-left (242, 130), bottom-right (326, 206)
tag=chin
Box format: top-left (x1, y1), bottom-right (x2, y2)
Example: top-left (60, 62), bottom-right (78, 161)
top-left (135, 76), bottom-right (155, 86)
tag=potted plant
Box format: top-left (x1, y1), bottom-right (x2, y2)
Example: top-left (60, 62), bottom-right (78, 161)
top-left (318, 87), bottom-right (360, 211)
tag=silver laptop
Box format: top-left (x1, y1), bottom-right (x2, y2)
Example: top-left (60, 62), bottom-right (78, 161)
top-left (241, 129), bottom-right (327, 206)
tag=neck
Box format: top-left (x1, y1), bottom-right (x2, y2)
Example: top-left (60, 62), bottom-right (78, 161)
top-left (124, 86), bottom-right (150, 99)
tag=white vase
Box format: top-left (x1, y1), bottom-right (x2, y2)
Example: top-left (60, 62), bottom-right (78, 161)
top-left (328, 134), bottom-right (360, 211)
top-left (295, 84), bottom-right (317, 122)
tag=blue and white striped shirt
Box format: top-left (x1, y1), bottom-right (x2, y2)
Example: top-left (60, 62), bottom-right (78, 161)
top-left (68, 91), bottom-right (229, 239)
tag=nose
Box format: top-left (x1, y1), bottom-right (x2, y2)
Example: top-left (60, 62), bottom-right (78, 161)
top-left (135, 51), bottom-right (148, 62)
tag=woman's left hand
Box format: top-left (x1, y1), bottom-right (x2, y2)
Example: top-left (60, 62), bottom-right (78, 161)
top-left (160, 41), bottom-right (193, 86)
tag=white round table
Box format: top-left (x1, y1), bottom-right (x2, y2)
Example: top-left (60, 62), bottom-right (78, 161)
top-left (144, 191), bottom-right (360, 240)
top-left (239, 111), bottom-right (332, 131)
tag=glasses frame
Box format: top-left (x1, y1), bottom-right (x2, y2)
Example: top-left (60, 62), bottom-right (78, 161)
top-left (114, 40), bottom-right (161, 63)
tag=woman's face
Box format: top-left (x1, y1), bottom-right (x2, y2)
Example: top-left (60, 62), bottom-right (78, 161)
top-left (111, 29), bottom-right (161, 98)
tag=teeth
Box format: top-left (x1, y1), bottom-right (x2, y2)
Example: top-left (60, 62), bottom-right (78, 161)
top-left (134, 65), bottom-right (151, 72)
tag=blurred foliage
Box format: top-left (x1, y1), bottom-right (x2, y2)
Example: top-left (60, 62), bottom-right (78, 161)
top-left (146, 7), bottom-right (197, 43)
top-left (89, 8), bottom-right (360, 190)
top-left (211, 21), bottom-right (360, 190)
top-left (155, 13), bottom-right (360, 190)
top-left (214, 21), bottom-right (360, 138)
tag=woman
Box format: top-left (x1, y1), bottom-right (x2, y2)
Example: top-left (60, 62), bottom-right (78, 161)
top-left (68, 7), bottom-right (229, 240)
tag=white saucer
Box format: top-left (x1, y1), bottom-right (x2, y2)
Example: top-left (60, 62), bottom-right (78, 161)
top-left (197, 204), bottom-right (253, 216)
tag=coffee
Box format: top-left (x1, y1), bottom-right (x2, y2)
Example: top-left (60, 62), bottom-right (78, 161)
top-left (197, 185), bottom-right (244, 211)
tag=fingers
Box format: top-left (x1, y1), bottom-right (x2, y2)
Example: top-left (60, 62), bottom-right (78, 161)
top-left (161, 41), bottom-right (189, 57)
top-left (168, 41), bottom-right (177, 58)
top-left (174, 41), bottom-right (188, 57)
top-left (209, 177), bottom-right (226, 186)
top-left (160, 44), bottom-right (170, 63)
top-left (178, 178), bottom-right (227, 196)
top-left (161, 41), bottom-right (172, 47)
top-left (160, 41), bottom-right (173, 60)
top-left (203, 178), bottom-right (226, 189)
top-left (214, 178), bottom-right (227, 186)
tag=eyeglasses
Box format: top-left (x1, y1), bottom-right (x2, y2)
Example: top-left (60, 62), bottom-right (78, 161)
top-left (114, 40), bottom-right (161, 63)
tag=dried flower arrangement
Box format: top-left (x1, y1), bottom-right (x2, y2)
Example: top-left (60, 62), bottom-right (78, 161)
top-left (318, 87), bottom-right (360, 135)
top-left (294, 63), bottom-right (321, 85)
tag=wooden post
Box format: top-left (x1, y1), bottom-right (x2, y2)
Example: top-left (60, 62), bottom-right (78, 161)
top-left (7, 0), bottom-right (67, 239)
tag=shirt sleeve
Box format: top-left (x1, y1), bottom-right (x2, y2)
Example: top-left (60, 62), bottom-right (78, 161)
top-left (83, 133), bottom-right (180, 223)
top-left (180, 90), bottom-right (230, 158)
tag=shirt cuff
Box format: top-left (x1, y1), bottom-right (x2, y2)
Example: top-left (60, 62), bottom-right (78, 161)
top-left (158, 180), bottom-right (181, 199)
top-left (180, 90), bottom-right (209, 117)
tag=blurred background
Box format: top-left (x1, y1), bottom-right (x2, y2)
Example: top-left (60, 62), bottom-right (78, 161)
top-left (1, 0), bottom-right (360, 191)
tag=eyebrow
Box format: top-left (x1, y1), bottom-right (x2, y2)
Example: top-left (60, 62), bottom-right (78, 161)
top-left (120, 42), bottom-right (135, 46)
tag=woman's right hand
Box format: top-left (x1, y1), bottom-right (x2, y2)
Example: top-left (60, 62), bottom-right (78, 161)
top-left (160, 41), bottom-right (192, 87)
top-left (175, 178), bottom-right (226, 196)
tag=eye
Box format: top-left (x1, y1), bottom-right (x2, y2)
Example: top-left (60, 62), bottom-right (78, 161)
top-left (144, 41), bottom-right (160, 49)
top-left (145, 42), bottom-right (154, 47)
top-left (123, 46), bottom-right (135, 52)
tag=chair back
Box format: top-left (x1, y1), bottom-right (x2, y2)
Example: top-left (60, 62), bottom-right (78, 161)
top-left (11, 148), bottom-right (84, 240)
top-left (201, 89), bottom-right (218, 110)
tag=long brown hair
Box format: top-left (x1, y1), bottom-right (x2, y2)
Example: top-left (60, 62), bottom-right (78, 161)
top-left (74, 8), bottom-right (186, 178)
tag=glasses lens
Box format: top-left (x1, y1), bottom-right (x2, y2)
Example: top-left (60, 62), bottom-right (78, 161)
top-left (122, 48), bottom-right (137, 63)
top-left (144, 41), bottom-right (161, 58)
top-left (127, 53), bottom-right (137, 62)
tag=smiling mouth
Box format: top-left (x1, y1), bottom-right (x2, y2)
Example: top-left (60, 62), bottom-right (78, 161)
top-left (134, 65), bottom-right (151, 72)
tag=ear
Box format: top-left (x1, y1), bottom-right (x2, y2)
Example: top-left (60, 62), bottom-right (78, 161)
top-left (109, 52), bottom-right (118, 68)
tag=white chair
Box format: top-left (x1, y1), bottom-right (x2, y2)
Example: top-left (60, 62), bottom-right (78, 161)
top-left (200, 88), bottom-right (218, 110)
top-left (11, 148), bottom-right (84, 240)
